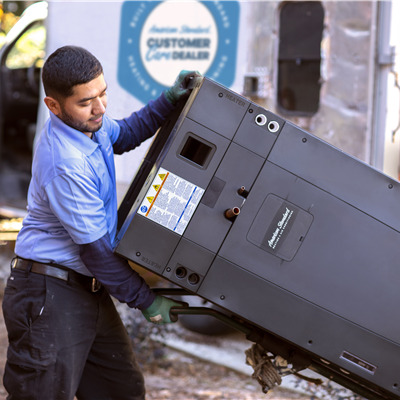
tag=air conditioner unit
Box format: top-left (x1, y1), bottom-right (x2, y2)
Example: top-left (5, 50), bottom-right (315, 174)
top-left (116, 77), bottom-right (400, 400)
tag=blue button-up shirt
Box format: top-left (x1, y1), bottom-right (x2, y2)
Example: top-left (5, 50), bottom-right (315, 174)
top-left (15, 94), bottom-right (174, 276)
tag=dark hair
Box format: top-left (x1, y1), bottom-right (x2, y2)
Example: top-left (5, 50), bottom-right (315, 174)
top-left (42, 46), bottom-right (103, 99)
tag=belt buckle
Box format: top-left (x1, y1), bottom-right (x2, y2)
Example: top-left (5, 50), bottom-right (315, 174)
top-left (10, 258), bottom-right (18, 269)
top-left (91, 278), bottom-right (101, 292)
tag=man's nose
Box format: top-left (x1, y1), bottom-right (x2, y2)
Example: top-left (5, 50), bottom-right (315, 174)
top-left (93, 98), bottom-right (106, 115)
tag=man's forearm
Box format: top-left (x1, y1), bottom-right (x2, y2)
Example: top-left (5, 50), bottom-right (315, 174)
top-left (79, 232), bottom-right (156, 309)
top-left (113, 93), bottom-right (175, 154)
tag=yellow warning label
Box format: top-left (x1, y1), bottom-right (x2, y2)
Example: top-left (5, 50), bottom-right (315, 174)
top-left (138, 167), bottom-right (205, 235)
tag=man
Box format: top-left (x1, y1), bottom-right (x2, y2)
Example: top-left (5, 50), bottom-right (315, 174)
top-left (2, 45), bottom-right (196, 400)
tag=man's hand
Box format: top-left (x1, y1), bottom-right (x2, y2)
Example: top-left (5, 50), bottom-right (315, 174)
top-left (164, 70), bottom-right (202, 105)
top-left (141, 295), bottom-right (187, 325)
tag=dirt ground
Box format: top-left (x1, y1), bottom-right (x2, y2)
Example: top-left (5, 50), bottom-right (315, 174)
top-left (143, 358), bottom-right (309, 400)
top-left (141, 346), bottom-right (309, 400)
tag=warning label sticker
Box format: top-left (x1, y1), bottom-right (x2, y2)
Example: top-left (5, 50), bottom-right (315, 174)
top-left (137, 168), bottom-right (204, 235)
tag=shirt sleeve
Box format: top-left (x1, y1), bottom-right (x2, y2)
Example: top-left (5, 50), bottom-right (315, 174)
top-left (79, 232), bottom-right (156, 309)
top-left (45, 171), bottom-right (108, 245)
top-left (113, 92), bottom-right (175, 154)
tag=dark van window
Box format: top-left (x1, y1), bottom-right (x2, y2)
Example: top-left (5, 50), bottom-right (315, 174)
top-left (277, 1), bottom-right (324, 115)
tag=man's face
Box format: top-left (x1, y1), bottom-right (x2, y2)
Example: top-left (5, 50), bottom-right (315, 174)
top-left (57, 73), bottom-right (108, 137)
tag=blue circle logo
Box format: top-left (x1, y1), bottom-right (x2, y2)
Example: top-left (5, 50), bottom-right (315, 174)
top-left (118, 1), bottom-right (240, 103)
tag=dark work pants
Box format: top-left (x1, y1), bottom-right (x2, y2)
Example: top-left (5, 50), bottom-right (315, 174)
top-left (2, 268), bottom-right (146, 400)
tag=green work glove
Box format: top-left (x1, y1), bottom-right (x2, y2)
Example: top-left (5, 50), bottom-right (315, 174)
top-left (142, 295), bottom-right (187, 325)
top-left (164, 70), bottom-right (202, 105)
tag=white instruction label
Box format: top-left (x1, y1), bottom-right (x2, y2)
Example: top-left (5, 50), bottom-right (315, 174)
top-left (137, 168), bottom-right (204, 235)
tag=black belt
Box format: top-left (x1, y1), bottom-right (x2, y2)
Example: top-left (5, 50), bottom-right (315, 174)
top-left (11, 257), bottom-right (102, 293)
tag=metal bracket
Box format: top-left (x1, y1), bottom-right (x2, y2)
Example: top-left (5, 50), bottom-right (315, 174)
top-left (378, 46), bottom-right (395, 67)
top-left (152, 287), bottom-right (252, 335)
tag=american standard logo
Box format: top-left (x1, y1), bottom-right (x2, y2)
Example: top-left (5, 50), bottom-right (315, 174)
top-left (268, 206), bottom-right (294, 250)
top-left (251, 195), bottom-right (312, 261)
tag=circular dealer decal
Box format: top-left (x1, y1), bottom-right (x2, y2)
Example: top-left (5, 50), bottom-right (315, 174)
top-left (118, 0), bottom-right (239, 103)
top-left (139, 1), bottom-right (218, 86)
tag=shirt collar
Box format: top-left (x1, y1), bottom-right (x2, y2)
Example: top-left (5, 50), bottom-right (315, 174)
top-left (49, 111), bottom-right (99, 156)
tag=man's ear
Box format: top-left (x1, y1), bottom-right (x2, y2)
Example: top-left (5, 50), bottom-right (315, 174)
top-left (44, 96), bottom-right (61, 116)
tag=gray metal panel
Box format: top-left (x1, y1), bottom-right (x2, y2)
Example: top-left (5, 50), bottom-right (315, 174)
top-left (163, 238), bottom-right (215, 291)
top-left (186, 78), bottom-right (250, 140)
top-left (233, 104), bottom-right (285, 157)
top-left (115, 215), bottom-right (180, 274)
top-left (219, 161), bottom-right (400, 344)
top-left (268, 121), bottom-right (400, 231)
top-left (182, 202), bottom-right (232, 254)
top-left (161, 117), bottom-right (230, 189)
top-left (183, 142), bottom-right (264, 253)
top-left (198, 257), bottom-right (399, 397)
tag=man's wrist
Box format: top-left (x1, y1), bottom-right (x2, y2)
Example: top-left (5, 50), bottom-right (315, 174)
top-left (138, 291), bottom-right (158, 311)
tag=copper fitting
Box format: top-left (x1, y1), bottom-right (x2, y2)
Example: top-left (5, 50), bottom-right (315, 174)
top-left (237, 186), bottom-right (249, 198)
top-left (225, 207), bottom-right (240, 220)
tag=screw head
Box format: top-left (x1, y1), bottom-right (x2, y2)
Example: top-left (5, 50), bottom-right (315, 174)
top-left (220, 295), bottom-right (225, 300)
